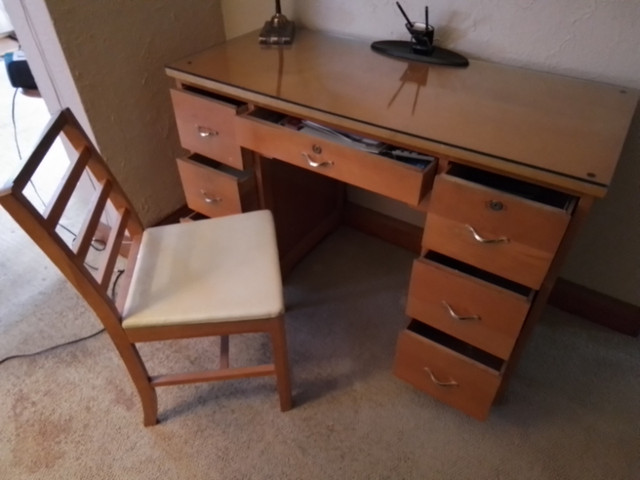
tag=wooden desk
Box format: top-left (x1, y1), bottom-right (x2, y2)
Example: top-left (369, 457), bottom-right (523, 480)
top-left (165, 29), bottom-right (638, 420)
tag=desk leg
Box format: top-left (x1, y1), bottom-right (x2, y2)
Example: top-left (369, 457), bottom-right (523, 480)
top-left (256, 156), bottom-right (344, 275)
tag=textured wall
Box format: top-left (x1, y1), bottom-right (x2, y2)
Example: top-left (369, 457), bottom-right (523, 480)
top-left (294, 0), bottom-right (640, 87)
top-left (222, 0), bottom-right (294, 39)
top-left (44, 0), bottom-right (226, 225)
top-left (280, 0), bottom-right (640, 306)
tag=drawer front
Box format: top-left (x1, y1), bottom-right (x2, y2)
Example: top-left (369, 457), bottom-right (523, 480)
top-left (170, 89), bottom-right (244, 169)
top-left (394, 330), bottom-right (501, 420)
top-left (235, 114), bottom-right (435, 205)
top-left (423, 175), bottom-right (571, 289)
top-left (407, 257), bottom-right (531, 359)
top-left (177, 157), bottom-right (248, 218)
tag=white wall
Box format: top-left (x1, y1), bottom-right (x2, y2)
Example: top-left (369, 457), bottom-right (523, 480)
top-left (223, 0), bottom-right (640, 306)
top-left (294, 0), bottom-right (640, 88)
top-left (4, 0), bottom-right (90, 134)
top-left (222, 0), bottom-right (294, 39)
top-left (0, 1), bottom-right (13, 36)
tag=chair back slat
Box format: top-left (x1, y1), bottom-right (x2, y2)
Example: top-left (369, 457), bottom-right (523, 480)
top-left (0, 108), bottom-right (145, 328)
top-left (60, 111), bottom-right (144, 240)
top-left (74, 178), bottom-right (113, 260)
top-left (97, 208), bottom-right (130, 289)
top-left (83, 156), bottom-right (144, 239)
top-left (43, 147), bottom-right (92, 229)
top-left (11, 113), bottom-right (68, 193)
top-left (0, 189), bottom-right (121, 322)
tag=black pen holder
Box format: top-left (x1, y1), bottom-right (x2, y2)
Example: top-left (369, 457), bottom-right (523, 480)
top-left (406, 22), bottom-right (434, 56)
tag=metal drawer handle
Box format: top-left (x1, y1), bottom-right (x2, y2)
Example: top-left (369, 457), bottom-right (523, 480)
top-left (465, 224), bottom-right (509, 244)
top-left (301, 152), bottom-right (334, 168)
top-left (424, 367), bottom-right (459, 387)
top-left (200, 190), bottom-right (222, 204)
top-left (442, 301), bottom-right (480, 321)
top-left (197, 126), bottom-right (219, 138)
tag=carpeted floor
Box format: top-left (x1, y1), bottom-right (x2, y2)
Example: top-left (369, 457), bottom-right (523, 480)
top-left (0, 224), bottom-right (638, 480)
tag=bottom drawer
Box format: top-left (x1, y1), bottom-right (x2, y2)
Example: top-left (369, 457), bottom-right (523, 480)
top-left (393, 320), bottom-right (503, 420)
top-left (177, 155), bottom-right (258, 218)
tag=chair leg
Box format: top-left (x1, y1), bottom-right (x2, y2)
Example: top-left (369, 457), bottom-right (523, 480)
top-left (270, 315), bottom-right (292, 411)
top-left (114, 339), bottom-right (158, 426)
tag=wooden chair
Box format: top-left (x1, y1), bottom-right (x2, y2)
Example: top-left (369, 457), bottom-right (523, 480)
top-left (0, 108), bottom-right (292, 426)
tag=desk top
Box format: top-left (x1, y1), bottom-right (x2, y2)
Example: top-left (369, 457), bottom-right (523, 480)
top-left (167, 29), bottom-right (638, 196)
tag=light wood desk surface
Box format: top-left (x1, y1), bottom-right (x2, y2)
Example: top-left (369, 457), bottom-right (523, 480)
top-left (167, 29), bottom-right (638, 197)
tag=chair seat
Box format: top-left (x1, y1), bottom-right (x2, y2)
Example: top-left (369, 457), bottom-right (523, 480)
top-left (122, 210), bottom-right (283, 329)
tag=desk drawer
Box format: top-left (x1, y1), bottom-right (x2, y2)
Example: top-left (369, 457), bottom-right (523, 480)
top-left (171, 88), bottom-right (247, 170)
top-left (236, 110), bottom-right (436, 205)
top-left (394, 321), bottom-right (502, 420)
top-left (177, 155), bottom-right (258, 218)
top-left (423, 168), bottom-right (574, 289)
top-left (407, 252), bottom-right (533, 359)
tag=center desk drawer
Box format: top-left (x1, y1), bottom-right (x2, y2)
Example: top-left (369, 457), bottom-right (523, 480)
top-left (235, 109), bottom-right (436, 206)
top-left (394, 320), bottom-right (503, 421)
top-left (407, 252), bottom-right (533, 359)
top-left (423, 165), bottom-right (575, 289)
top-left (177, 155), bottom-right (258, 218)
top-left (170, 88), bottom-right (247, 170)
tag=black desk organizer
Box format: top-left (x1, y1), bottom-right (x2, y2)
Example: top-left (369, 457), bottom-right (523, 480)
top-left (371, 3), bottom-right (469, 68)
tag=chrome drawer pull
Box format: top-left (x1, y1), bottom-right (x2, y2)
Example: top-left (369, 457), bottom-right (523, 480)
top-left (200, 190), bottom-right (222, 204)
top-left (301, 152), bottom-right (334, 168)
top-left (442, 301), bottom-right (480, 321)
top-left (465, 224), bottom-right (509, 244)
top-left (197, 126), bottom-right (219, 138)
top-left (424, 367), bottom-right (459, 387)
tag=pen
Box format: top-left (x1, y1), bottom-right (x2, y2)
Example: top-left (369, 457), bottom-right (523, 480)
top-left (396, 2), bottom-right (412, 25)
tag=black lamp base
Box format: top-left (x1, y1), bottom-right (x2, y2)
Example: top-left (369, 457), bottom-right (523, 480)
top-left (371, 40), bottom-right (469, 67)
top-left (259, 14), bottom-right (295, 45)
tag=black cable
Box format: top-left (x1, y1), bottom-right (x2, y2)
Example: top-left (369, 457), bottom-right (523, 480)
top-left (11, 87), bottom-right (22, 159)
top-left (0, 328), bottom-right (105, 366)
top-left (111, 268), bottom-right (125, 300)
top-left (0, 270), bottom-right (126, 367)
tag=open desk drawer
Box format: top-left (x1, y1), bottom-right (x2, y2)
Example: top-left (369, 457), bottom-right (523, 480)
top-left (423, 164), bottom-right (576, 289)
top-left (177, 155), bottom-right (258, 218)
top-left (171, 88), bottom-right (248, 170)
top-left (407, 251), bottom-right (533, 359)
top-left (235, 109), bottom-right (437, 206)
top-left (394, 320), bottom-right (504, 421)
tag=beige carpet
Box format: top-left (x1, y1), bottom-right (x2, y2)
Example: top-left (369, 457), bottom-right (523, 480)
top-left (0, 224), bottom-right (638, 480)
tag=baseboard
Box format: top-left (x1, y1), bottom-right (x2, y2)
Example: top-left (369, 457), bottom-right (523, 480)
top-left (343, 202), bottom-right (640, 337)
top-left (155, 205), bottom-right (194, 226)
top-left (548, 279), bottom-right (640, 337)
top-left (343, 202), bottom-right (423, 253)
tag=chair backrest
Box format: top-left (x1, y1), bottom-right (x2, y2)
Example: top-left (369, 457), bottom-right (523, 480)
top-left (0, 108), bottom-right (144, 333)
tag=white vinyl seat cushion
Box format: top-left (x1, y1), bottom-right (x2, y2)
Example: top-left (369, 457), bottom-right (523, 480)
top-left (122, 210), bottom-right (283, 329)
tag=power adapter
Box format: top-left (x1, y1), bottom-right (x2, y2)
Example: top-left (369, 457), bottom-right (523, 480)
top-left (4, 50), bottom-right (37, 90)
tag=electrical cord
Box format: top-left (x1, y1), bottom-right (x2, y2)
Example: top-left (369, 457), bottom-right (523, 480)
top-left (0, 329), bottom-right (105, 366)
top-left (0, 268), bottom-right (126, 367)
top-left (11, 88), bottom-right (22, 159)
